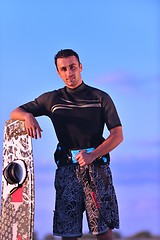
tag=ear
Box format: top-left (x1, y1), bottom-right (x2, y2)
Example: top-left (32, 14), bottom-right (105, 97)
top-left (79, 63), bottom-right (83, 72)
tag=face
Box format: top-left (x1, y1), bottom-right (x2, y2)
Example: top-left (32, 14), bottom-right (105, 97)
top-left (56, 56), bottom-right (83, 89)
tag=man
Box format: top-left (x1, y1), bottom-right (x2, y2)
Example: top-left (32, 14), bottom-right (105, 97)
top-left (10, 49), bottom-right (123, 240)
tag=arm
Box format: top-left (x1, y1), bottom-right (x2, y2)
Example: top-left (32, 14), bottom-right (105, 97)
top-left (91, 126), bottom-right (123, 159)
top-left (75, 126), bottom-right (123, 166)
top-left (10, 107), bottom-right (43, 139)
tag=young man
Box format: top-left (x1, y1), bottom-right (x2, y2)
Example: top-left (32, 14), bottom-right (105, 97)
top-left (10, 49), bottom-right (123, 240)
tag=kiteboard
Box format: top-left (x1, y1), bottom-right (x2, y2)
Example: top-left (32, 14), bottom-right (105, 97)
top-left (0, 119), bottom-right (34, 240)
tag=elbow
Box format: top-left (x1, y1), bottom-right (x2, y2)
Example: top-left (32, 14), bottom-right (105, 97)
top-left (10, 110), bottom-right (15, 119)
top-left (116, 126), bottom-right (124, 145)
top-left (117, 128), bottom-right (124, 145)
top-left (120, 134), bottom-right (123, 144)
top-left (115, 134), bottom-right (123, 149)
top-left (10, 108), bottom-right (18, 119)
top-left (110, 126), bottom-right (124, 146)
top-left (119, 131), bottom-right (124, 145)
top-left (10, 107), bottom-right (21, 120)
top-left (116, 135), bottom-right (123, 147)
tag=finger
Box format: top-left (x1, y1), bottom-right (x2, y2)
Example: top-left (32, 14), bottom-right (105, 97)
top-left (27, 127), bottom-right (37, 139)
top-left (37, 128), bottom-right (43, 138)
top-left (80, 161), bottom-right (86, 167)
top-left (33, 128), bottom-right (38, 139)
top-left (26, 128), bottom-right (31, 137)
top-left (28, 129), bottom-right (34, 138)
top-left (30, 128), bottom-right (37, 139)
top-left (75, 153), bottom-right (80, 160)
top-left (78, 157), bottom-right (85, 166)
top-left (75, 150), bottom-right (86, 159)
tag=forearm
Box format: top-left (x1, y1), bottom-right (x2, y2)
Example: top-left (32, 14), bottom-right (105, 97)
top-left (10, 107), bottom-right (42, 139)
top-left (10, 107), bottom-right (33, 121)
top-left (91, 126), bottom-right (123, 160)
top-left (75, 126), bottom-right (123, 166)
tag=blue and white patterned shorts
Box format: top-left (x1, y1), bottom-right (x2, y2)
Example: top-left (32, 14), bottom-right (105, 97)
top-left (53, 163), bottom-right (119, 237)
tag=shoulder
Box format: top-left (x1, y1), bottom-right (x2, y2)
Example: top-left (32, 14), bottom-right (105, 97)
top-left (36, 87), bottom-right (65, 100)
top-left (84, 83), bottom-right (111, 100)
top-left (84, 84), bottom-right (117, 110)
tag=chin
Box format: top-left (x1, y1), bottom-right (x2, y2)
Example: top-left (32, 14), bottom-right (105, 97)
top-left (67, 81), bottom-right (76, 87)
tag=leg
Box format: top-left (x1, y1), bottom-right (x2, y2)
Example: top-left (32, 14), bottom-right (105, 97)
top-left (83, 165), bottom-right (119, 239)
top-left (53, 166), bottom-right (84, 238)
top-left (96, 229), bottom-right (112, 240)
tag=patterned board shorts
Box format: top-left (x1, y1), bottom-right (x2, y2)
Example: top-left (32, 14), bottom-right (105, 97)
top-left (53, 163), bottom-right (119, 237)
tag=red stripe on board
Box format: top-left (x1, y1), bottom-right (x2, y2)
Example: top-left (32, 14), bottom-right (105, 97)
top-left (17, 234), bottom-right (28, 240)
top-left (11, 187), bottom-right (23, 202)
top-left (17, 234), bottom-right (21, 240)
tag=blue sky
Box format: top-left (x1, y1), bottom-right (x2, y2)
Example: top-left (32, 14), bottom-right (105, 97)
top-left (0, 1), bottom-right (160, 239)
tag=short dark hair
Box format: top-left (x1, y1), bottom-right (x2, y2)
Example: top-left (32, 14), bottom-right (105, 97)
top-left (54, 49), bottom-right (81, 70)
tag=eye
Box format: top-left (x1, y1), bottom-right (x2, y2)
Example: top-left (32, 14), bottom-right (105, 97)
top-left (61, 67), bottom-right (67, 72)
top-left (70, 65), bottom-right (76, 70)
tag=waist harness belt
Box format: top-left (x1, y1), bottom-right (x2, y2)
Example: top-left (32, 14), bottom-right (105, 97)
top-left (54, 144), bottom-right (109, 167)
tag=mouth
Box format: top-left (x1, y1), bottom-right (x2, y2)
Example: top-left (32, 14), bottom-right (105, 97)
top-left (67, 76), bottom-right (75, 82)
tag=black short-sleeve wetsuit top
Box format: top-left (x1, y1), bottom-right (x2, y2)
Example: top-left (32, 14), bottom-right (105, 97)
top-left (20, 82), bottom-right (121, 152)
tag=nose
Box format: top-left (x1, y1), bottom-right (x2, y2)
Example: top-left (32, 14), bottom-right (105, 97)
top-left (66, 67), bottom-right (72, 76)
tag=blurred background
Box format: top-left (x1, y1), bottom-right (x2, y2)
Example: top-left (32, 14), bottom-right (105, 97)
top-left (0, 1), bottom-right (159, 240)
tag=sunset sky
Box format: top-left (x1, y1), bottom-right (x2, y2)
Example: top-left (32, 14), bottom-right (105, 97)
top-left (0, 1), bottom-right (159, 239)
